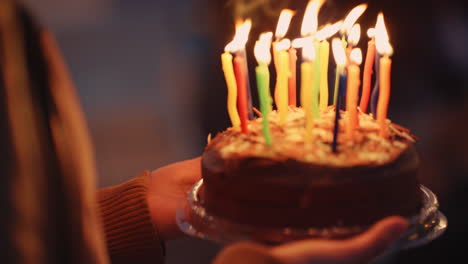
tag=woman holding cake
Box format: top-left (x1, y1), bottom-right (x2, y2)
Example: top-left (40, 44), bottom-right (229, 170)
top-left (0, 1), bottom-right (408, 263)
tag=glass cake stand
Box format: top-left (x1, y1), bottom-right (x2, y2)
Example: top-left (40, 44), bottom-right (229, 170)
top-left (176, 179), bottom-right (447, 260)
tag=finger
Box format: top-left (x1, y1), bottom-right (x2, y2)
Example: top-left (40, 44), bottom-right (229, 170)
top-left (344, 216), bottom-right (408, 262)
top-left (270, 216), bottom-right (408, 264)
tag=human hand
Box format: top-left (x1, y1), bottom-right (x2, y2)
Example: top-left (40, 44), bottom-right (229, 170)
top-left (270, 216), bottom-right (408, 264)
top-left (147, 157), bottom-right (201, 240)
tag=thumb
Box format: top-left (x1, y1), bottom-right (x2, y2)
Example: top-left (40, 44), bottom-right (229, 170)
top-left (270, 216), bottom-right (408, 264)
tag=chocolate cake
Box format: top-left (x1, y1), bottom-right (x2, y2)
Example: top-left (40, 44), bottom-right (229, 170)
top-left (201, 106), bottom-right (422, 229)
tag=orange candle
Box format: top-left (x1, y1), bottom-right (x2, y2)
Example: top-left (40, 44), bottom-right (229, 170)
top-left (346, 48), bottom-right (362, 141)
top-left (288, 47), bottom-right (297, 106)
top-left (374, 13), bottom-right (392, 138)
top-left (233, 55), bottom-right (249, 133)
top-left (377, 56), bottom-right (391, 138)
top-left (360, 37), bottom-right (375, 112)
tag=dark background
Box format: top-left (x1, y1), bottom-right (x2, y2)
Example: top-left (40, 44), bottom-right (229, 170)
top-left (23, 0), bottom-right (468, 263)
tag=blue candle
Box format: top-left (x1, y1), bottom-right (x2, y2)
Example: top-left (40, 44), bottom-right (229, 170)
top-left (332, 72), bottom-right (347, 153)
top-left (370, 52), bottom-right (382, 117)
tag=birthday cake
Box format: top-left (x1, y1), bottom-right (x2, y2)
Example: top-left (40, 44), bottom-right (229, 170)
top-left (200, 107), bottom-right (422, 229)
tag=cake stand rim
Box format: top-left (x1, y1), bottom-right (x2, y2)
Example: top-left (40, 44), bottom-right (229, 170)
top-left (176, 179), bottom-right (447, 248)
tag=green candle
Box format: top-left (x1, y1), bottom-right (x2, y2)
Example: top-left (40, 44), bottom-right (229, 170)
top-left (312, 40), bottom-right (320, 118)
top-left (255, 64), bottom-right (272, 146)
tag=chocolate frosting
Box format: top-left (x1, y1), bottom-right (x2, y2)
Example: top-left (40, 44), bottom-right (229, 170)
top-left (201, 107), bottom-right (422, 228)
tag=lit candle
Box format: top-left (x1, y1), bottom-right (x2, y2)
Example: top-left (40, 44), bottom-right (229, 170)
top-left (237, 20), bottom-right (254, 120)
top-left (318, 40), bottom-right (329, 110)
top-left (225, 20), bottom-right (252, 133)
top-left (378, 55), bottom-right (391, 138)
top-left (331, 38), bottom-right (347, 153)
top-left (312, 40), bottom-right (320, 118)
top-left (300, 0), bottom-right (324, 39)
top-left (334, 3), bottom-right (367, 105)
top-left (374, 13), bottom-right (393, 138)
top-left (273, 9), bottom-right (294, 108)
top-left (346, 48), bottom-right (362, 141)
top-left (315, 21), bottom-right (342, 110)
top-left (347, 24), bottom-right (361, 53)
top-left (288, 47), bottom-right (297, 106)
top-left (299, 43), bottom-right (315, 144)
top-left (239, 48), bottom-right (254, 120)
top-left (346, 23), bottom-right (361, 129)
top-left (254, 32), bottom-right (274, 145)
top-left (221, 52), bottom-right (240, 128)
top-left (370, 51), bottom-right (382, 117)
top-left (300, 0), bottom-right (324, 118)
top-left (359, 28), bottom-right (376, 113)
top-left (233, 55), bottom-right (249, 133)
top-left (275, 39), bottom-right (291, 126)
top-left (340, 4), bottom-right (367, 37)
top-left (299, 44), bottom-right (314, 109)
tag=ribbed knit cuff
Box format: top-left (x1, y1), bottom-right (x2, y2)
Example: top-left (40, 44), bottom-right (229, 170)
top-left (97, 171), bottom-right (165, 264)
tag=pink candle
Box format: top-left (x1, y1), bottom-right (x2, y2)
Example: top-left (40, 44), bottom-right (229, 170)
top-left (288, 47), bottom-right (297, 106)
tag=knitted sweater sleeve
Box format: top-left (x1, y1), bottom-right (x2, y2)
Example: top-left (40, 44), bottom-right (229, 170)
top-left (96, 171), bottom-right (285, 264)
top-left (97, 171), bottom-right (165, 264)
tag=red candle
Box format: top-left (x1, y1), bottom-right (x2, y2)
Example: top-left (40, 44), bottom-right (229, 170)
top-left (288, 47), bottom-right (297, 106)
top-left (234, 55), bottom-right (249, 133)
top-left (359, 37), bottom-right (376, 112)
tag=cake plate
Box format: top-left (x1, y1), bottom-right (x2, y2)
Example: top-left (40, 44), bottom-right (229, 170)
top-left (176, 179), bottom-right (447, 252)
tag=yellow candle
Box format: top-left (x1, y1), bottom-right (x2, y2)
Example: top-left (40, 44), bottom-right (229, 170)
top-left (221, 52), bottom-right (240, 128)
top-left (301, 61), bottom-right (314, 143)
top-left (377, 56), bottom-right (391, 138)
top-left (319, 40), bottom-right (329, 110)
top-left (277, 50), bottom-right (289, 125)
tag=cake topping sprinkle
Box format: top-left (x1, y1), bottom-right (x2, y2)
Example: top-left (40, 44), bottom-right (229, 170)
top-left (209, 107), bottom-right (416, 167)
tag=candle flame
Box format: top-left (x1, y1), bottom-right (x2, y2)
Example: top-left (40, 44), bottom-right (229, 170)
top-left (316, 21), bottom-right (343, 41)
top-left (303, 42), bottom-right (316, 61)
top-left (301, 0), bottom-right (325, 36)
top-left (254, 32), bottom-right (273, 64)
top-left (348, 24), bottom-right (361, 46)
top-left (332, 38), bottom-right (347, 66)
top-left (275, 9), bottom-right (295, 39)
top-left (341, 4), bottom-right (367, 35)
top-left (259, 31), bottom-right (273, 43)
top-left (292, 36), bottom-right (312, 48)
top-left (375, 13), bottom-right (393, 55)
top-left (275, 38), bottom-right (291, 51)
top-left (225, 19), bottom-right (252, 52)
top-left (367, 28), bottom-right (375, 38)
top-left (350, 48), bottom-right (363, 65)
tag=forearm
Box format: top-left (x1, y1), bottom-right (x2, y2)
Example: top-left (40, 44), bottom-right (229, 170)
top-left (97, 171), bottom-right (165, 264)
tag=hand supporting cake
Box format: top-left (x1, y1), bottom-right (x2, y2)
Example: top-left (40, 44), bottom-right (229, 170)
top-left (201, 107), bottom-right (421, 229)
